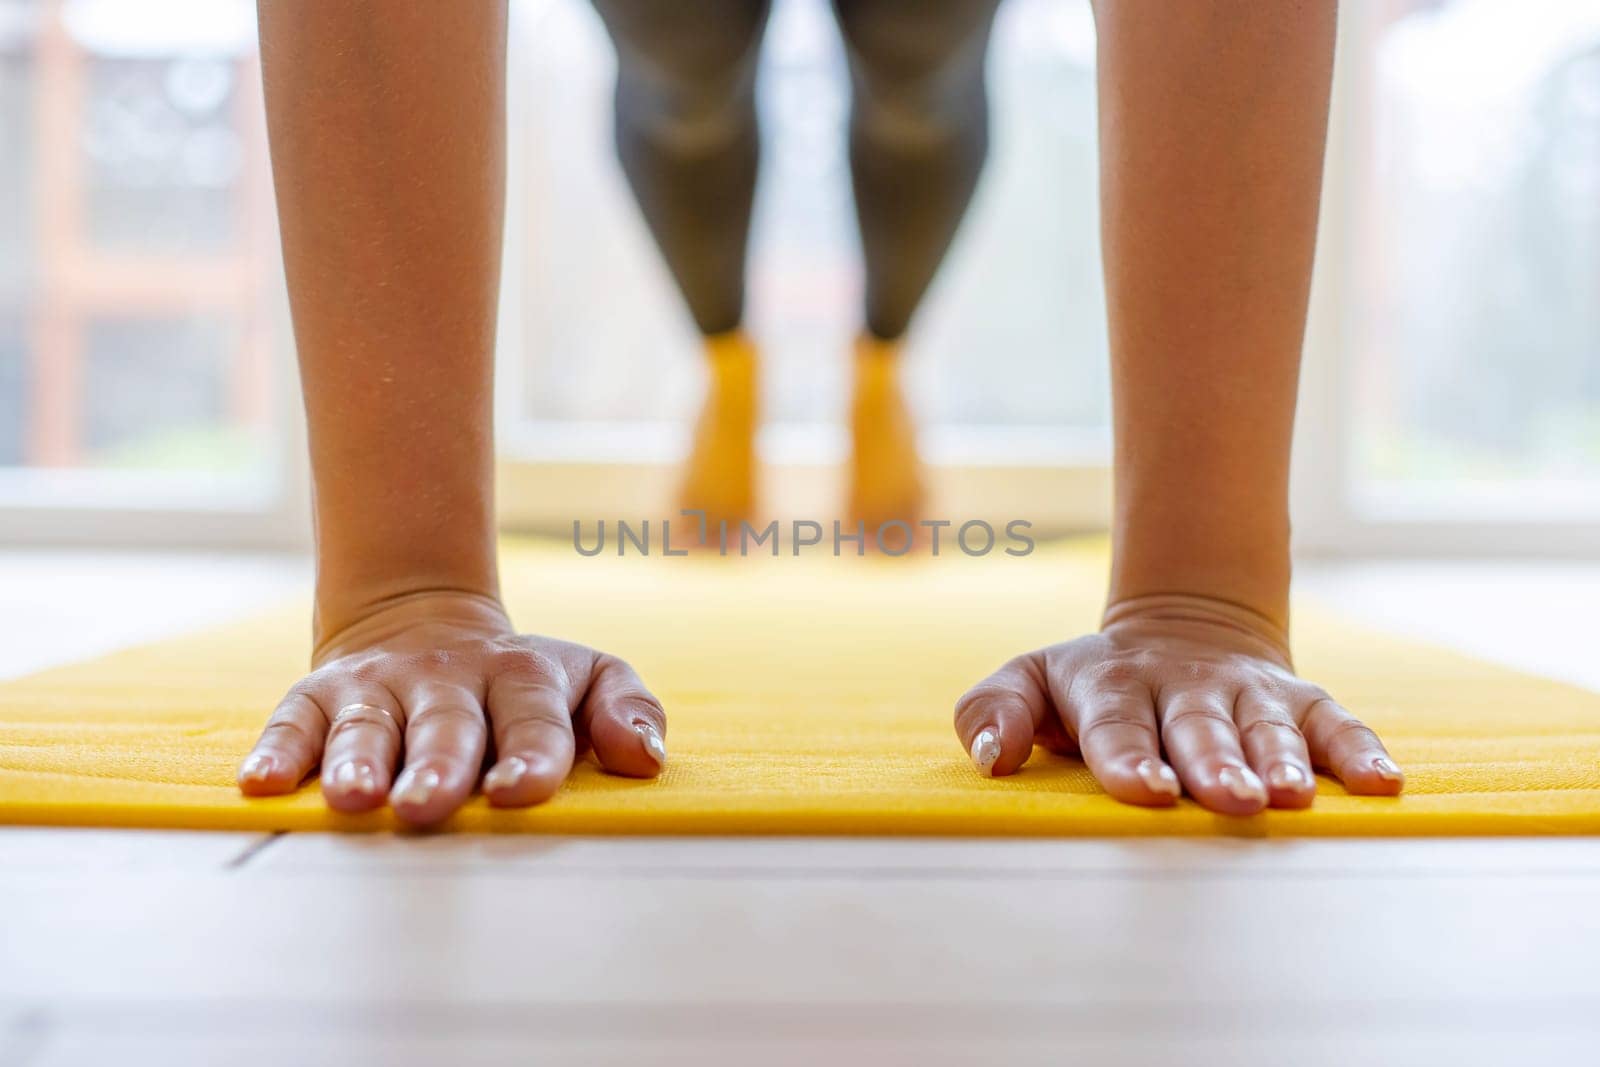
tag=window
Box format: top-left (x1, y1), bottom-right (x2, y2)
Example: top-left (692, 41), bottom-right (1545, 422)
top-left (5, 0), bottom-right (1593, 556)
top-left (1295, 0), bottom-right (1600, 555)
top-left (0, 0), bottom-right (302, 547)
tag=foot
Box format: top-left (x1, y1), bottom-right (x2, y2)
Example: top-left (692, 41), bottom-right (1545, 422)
top-left (848, 334), bottom-right (925, 531)
top-left (678, 331), bottom-right (757, 536)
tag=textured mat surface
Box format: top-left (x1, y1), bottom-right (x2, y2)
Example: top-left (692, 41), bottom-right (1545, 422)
top-left (3, 540), bottom-right (1599, 834)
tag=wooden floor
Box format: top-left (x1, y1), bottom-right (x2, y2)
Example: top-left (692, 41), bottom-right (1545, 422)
top-left (3, 551), bottom-right (1599, 1065)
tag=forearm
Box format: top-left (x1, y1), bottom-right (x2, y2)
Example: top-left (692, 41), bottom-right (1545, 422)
top-left (258, 0), bottom-right (508, 644)
top-left (1092, 0), bottom-right (1336, 632)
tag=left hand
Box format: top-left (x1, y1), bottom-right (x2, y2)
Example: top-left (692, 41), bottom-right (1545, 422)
top-left (953, 594), bottom-right (1404, 814)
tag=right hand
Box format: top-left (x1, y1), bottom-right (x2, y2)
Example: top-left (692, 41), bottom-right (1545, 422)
top-left (236, 591), bottom-right (666, 827)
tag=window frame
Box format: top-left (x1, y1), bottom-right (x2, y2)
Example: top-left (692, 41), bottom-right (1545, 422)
top-left (0, 281), bottom-right (310, 551)
top-left (1289, 3), bottom-right (1600, 559)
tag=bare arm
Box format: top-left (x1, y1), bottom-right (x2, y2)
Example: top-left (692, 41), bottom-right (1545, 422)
top-left (1098, 0), bottom-right (1332, 631)
top-left (261, 0), bottom-right (505, 644)
top-left (956, 1), bottom-right (1403, 814)
top-left (239, 1), bottom-right (665, 826)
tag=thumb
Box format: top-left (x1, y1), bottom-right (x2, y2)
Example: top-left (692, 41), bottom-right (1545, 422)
top-left (953, 653), bottom-right (1051, 777)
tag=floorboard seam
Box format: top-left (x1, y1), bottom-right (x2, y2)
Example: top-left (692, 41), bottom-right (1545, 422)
top-left (225, 831), bottom-right (286, 871)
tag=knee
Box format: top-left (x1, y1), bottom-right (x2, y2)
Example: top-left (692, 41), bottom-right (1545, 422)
top-left (611, 14), bottom-right (767, 155)
top-left (844, 25), bottom-right (992, 150)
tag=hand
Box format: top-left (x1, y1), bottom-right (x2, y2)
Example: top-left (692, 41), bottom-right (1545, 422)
top-left (953, 594), bottom-right (1403, 814)
top-left (236, 591), bottom-right (666, 827)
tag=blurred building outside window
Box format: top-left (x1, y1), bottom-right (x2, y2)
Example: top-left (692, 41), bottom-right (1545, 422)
top-left (0, 0), bottom-right (280, 515)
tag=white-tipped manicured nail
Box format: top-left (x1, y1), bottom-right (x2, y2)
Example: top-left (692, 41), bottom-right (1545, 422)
top-left (332, 761), bottom-right (379, 796)
top-left (1136, 758), bottom-right (1181, 797)
top-left (239, 754), bottom-right (273, 783)
top-left (634, 722), bottom-right (667, 766)
top-left (484, 756), bottom-right (529, 793)
top-left (1372, 757), bottom-right (1404, 784)
top-left (1267, 763), bottom-right (1309, 792)
top-left (1218, 765), bottom-right (1267, 803)
top-left (970, 729), bottom-right (1001, 777)
top-left (391, 767), bottom-right (440, 807)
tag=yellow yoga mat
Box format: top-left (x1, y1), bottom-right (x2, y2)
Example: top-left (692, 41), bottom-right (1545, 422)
top-left (3, 539), bottom-right (1598, 835)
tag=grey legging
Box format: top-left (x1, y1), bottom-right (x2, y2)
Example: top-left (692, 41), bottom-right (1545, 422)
top-left (591, 0), bottom-right (1002, 340)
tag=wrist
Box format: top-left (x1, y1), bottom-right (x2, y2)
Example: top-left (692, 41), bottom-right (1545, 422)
top-left (312, 539), bottom-right (504, 658)
top-left (1101, 592), bottom-right (1293, 668)
top-left (312, 584), bottom-right (510, 665)
top-left (312, 516), bottom-right (499, 647)
top-left (1109, 498), bottom-right (1291, 633)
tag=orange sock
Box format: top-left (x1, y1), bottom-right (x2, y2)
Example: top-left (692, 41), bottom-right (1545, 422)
top-left (848, 333), bottom-right (925, 530)
top-left (677, 330), bottom-right (757, 533)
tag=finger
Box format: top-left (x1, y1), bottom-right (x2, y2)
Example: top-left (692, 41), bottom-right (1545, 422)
top-left (483, 673), bottom-right (576, 807)
top-left (578, 654), bottom-right (667, 779)
top-left (1235, 688), bottom-right (1316, 809)
top-left (318, 690), bottom-right (404, 813)
top-left (1159, 690), bottom-right (1267, 815)
top-left (1034, 714), bottom-right (1079, 759)
top-left (1302, 695), bottom-right (1404, 796)
top-left (954, 655), bottom-right (1051, 777)
top-left (1069, 682), bottom-right (1178, 806)
top-left (390, 685), bottom-right (488, 827)
top-left (239, 691), bottom-right (326, 796)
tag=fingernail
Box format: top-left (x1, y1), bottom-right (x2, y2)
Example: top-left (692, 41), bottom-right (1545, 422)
top-left (1136, 757), bottom-right (1181, 797)
top-left (1267, 763), bottom-right (1310, 792)
top-left (970, 728), bottom-right (1001, 777)
top-left (484, 756), bottom-right (529, 793)
top-left (1373, 757), bottom-right (1405, 784)
top-left (634, 721), bottom-right (667, 766)
top-left (239, 754), bottom-right (274, 783)
top-left (1218, 765), bottom-right (1267, 803)
top-left (333, 761), bottom-right (380, 797)
top-left (391, 767), bottom-right (440, 807)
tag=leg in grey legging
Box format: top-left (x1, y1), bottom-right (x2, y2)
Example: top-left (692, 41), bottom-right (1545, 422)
top-left (590, 0), bottom-right (772, 336)
top-left (590, 0), bottom-right (998, 341)
top-left (833, 0), bottom-right (1002, 340)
